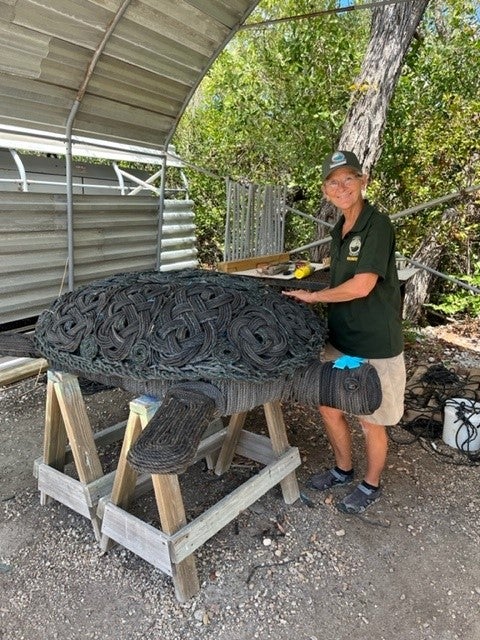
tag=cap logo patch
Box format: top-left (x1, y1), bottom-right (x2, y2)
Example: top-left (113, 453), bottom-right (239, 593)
top-left (330, 151), bottom-right (347, 168)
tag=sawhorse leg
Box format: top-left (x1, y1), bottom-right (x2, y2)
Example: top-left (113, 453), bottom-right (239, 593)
top-left (152, 474), bottom-right (200, 602)
top-left (41, 371), bottom-right (104, 538)
top-left (214, 402), bottom-right (300, 504)
top-left (101, 396), bottom-right (200, 601)
top-left (264, 401), bottom-right (300, 504)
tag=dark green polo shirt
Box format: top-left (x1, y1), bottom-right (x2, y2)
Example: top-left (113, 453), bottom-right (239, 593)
top-left (327, 202), bottom-right (404, 359)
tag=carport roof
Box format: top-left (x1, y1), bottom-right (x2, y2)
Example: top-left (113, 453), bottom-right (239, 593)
top-left (0, 1), bottom-right (261, 153)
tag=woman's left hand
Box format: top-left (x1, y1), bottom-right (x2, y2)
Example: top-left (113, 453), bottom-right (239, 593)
top-left (282, 289), bottom-right (318, 304)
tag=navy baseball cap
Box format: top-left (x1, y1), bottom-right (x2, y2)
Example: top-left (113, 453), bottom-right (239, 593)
top-left (322, 150), bottom-right (362, 180)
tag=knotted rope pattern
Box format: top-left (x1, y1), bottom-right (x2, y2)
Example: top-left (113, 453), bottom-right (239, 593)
top-left (12, 269), bottom-right (387, 474)
top-left (34, 269), bottom-right (327, 383)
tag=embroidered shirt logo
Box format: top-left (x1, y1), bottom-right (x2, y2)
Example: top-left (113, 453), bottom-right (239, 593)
top-left (348, 235), bottom-right (362, 261)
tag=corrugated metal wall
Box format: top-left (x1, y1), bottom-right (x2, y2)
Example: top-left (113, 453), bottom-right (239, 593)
top-left (0, 192), bottom-right (198, 325)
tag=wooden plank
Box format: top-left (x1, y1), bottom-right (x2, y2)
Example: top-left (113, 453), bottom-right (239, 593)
top-left (235, 431), bottom-right (276, 465)
top-left (264, 400), bottom-right (300, 504)
top-left (43, 377), bottom-right (68, 471)
top-left (98, 430), bottom-right (226, 522)
top-left (85, 470), bottom-right (117, 505)
top-left (37, 462), bottom-right (117, 512)
top-left (193, 426), bottom-right (226, 463)
top-left (109, 394), bottom-right (200, 601)
top-left (37, 463), bottom-right (92, 519)
top-left (45, 419), bottom-right (128, 468)
top-left (152, 474), bottom-right (186, 532)
top-left (217, 252), bottom-right (290, 273)
top-left (109, 411), bottom-right (142, 509)
top-left (91, 420), bottom-right (127, 448)
top-left (214, 412), bottom-right (247, 475)
top-left (131, 395), bottom-right (162, 426)
top-left (100, 401), bottom-right (147, 552)
top-left (170, 447), bottom-right (301, 564)
top-left (0, 358), bottom-right (48, 386)
top-left (97, 474), bottom-right (153, 520)
top-left (264, 401), bottom-right (290, 454)
top-left (201, 417), bottom-right (224, 469)
top-left (101, 503), bottom-right (172, 575)
top-left (152, 473), bottom-right (200, 602)
top-left (51, 371), bottom-right (104, 484)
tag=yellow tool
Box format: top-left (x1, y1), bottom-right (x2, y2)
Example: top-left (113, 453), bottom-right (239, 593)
top-left (294, 262), bottom-right (314, 279)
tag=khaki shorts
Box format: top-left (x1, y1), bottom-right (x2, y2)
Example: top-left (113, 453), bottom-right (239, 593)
top-left (323, 343), bottom-right (406, 426)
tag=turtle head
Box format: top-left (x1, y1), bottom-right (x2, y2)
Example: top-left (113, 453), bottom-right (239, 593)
top-left (290, 359), bottom-right (382, 415)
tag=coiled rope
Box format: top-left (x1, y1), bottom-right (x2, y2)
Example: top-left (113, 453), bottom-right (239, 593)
top-left (391, 363), bottom-right (480, 463)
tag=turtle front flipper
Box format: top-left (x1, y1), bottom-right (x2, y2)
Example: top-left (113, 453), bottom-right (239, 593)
top-left (127, 386), bottom-right (217, 475)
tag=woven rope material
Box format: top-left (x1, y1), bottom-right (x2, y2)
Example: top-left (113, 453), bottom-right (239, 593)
top-left (127, 387), bottom-right (216, 475)
top-left (34, 269), bottom-right (327, 383)
top-left (1, 269), bottom-right (383, 474)
top-left (290, 360), bottom-right (382, 415)
top-left (0, 332), bottom-right (41, 358)
top-left (127, 363), bottom-right (382, 474)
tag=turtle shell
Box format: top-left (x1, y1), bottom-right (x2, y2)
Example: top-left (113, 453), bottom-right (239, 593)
top-left (34, 269), bottom-right (327, 382)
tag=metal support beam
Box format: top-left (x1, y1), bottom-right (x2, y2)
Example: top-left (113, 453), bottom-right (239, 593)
top-left (156, 156), bottom-right (167, 270)
top-left (63, 0), bottom-right (133, 290)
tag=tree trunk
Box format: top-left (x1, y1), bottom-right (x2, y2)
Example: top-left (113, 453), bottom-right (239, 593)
top-left (312, 0), bottom-right (430, 261)
top-left (402, 207), bottom-right (457, 322)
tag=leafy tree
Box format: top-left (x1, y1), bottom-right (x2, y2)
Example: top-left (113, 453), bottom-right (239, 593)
top-left (372, 0), bottom-right (480, 319)
top-left (312, 0), bottom-right (430, 260)
top-left (174, 0), bottom-right (368, 261)
top-left (175, 0), bottom-right (480, 320)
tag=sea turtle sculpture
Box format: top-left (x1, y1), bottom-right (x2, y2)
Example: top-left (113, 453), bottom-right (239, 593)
top-left (1, 269), bottom-right (381, 474)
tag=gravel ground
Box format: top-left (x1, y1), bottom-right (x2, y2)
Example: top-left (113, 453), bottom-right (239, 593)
top-left (1, 321), bottom-right (480, 640)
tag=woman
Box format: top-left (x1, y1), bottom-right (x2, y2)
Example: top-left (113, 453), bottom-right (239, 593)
top-left (283, 150), bottom-right (405, 514)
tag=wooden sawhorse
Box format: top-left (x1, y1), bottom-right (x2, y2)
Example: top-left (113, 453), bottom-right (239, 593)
top-left (99, 396), bottom-right (301, 602)
top-left (33, 371), bottom-right (223, 542)
top-left (33, 371), bottom-right (129, 540)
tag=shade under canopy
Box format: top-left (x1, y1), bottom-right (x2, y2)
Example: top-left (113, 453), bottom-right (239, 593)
top-left (0, 0), bottom-right (260, 151)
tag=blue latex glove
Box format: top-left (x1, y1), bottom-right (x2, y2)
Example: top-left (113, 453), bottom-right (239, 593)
top-left (333, 355), bottom-right (366, 370)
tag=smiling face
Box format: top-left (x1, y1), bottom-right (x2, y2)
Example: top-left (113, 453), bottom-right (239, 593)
top-left (322, 166), bottom-right (367, 215)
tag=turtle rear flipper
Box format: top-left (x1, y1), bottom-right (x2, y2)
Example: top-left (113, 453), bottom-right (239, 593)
top-left (127, 387), bottom-right (217, 475)
top-left (0, 331), bottom-right (42, 358)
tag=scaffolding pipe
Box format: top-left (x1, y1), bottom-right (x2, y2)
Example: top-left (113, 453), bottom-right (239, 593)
top-left (390, 184), bottom-right (480, 221)
top-left (9, 149), bottom-right (28, 191)
top-left (397, 256), bottom-right (480, 295)
top-left (291, 184), bottom-right (480, 254)
top-left (65, 101), bottom-right (80, 290)
top-left (285, 204), bottom-right (334, 228)
top-left (112, 161), bottom-right (127, 195)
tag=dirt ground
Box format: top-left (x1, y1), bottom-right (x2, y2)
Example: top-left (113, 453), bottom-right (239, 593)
top-left (1, 320), bottom-right (480, 640)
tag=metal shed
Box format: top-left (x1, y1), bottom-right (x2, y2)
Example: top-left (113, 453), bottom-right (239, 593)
top-left (0, 1), bottom-right (261, 324)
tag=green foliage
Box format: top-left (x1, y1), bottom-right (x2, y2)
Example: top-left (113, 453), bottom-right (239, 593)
top-left (371, 3), bottom-right (480, 220)
top-left (368, 0), bottom-right (480, 318)
top-left (174, 0), bottom-right (480, 321)
top-left (426, 265), bottom-right (480, 318)
top-left (402, 319), bottom-right (424, 347)
top-left (174, 0), bottom-right (369, 263)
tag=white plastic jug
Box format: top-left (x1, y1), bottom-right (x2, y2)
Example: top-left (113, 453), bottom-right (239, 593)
top-left (443, 398), bottom-right (480, 452)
